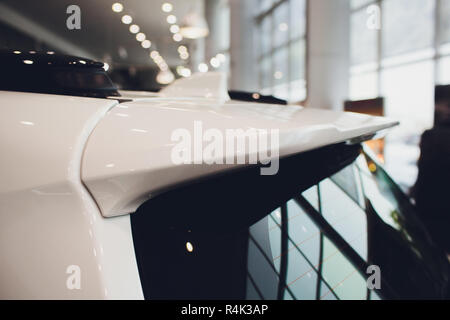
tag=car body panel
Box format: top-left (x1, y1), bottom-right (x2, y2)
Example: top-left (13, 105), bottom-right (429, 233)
top-left (82, 94), bottom-right (398, 217)
top-left (0, 72), bottom-right (399, 299)
top-left (0, 91), bottom-right (143, 299)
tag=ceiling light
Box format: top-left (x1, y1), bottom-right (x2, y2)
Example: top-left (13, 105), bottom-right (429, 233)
top-left (216, 53), bottom-right (226, 63)
top-left (156, 70), bottom-right (175, 85)
top-left (129, 24), bottom-right (140, 33)
top-left (103, 63), bottom-right (110, 71)
top-left (180, 11), bottom-right (209, 39)
top-left (162, 3), bottom-right (173, 13)
top-left (13, 50), bottom-right (21, 54)
top-left (177, 45), bottom-right (187, 54)
top-left (167, 15), bottom-right (177, 24)
top-left (173, 33), bottom-right (183, 42)
top-left (198, 63), bottom-right (208, 73)
top-left (160, 63), bottom-right (169, 71)
top-left (180, 52), bottom-right (189, 60)
top-left (170, 24), bottom-right (180, 34)
top-left (141, 40), bottom-right (151, 48)
top-left (121, 15), bottom-right (132, 24)
top-left (210, 57), bottom-right (220, 68)
top-left (23, 60), bottom-right (33, 65)
top-left (112, 3), bottom-right (123, 13)
top-left (136, 32), bottom-right (146, 42)
top-left (278, 22), bottom-right (289, 32)
top-left (181, 68), bottom-right (192, 77)
top-left (150, 51), bottom-right (160, 59)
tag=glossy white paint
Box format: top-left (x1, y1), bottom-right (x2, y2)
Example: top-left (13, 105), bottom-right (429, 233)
top-left (118, 90), bottom-right (159, 100)
top-left (82, 96), bottom-right (398, 218)
top-left (159, 72), bottom-right (230, 103)
top-left (0, 91), bottom-right (143, 299)
top-left (0, 73), bottom-right (398, 298)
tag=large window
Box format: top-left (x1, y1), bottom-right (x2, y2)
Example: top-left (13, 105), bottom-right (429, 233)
top-left (349, 0), bottom-right (450, 189)
top-left (255, 0), bottom-right (307, 102)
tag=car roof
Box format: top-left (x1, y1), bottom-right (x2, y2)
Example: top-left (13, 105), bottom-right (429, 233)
top-left (82, 75), bottom-right (399, 217)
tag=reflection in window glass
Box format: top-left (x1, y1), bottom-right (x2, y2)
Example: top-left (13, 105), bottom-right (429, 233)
top-left (321, 238), bottom-right (367, 300)
top-left (371, 291), bottom-right (382, 300)
top-left (357, 156), bottom-right (402, 230)
top-left (282, 201), bottom-right (320, 300)
top-left (246, 276), bottom-right (263, 300)
top-left (248, 217), bottom-right (280, 300)
top-left (320, 281), bottom-right (338, 300)
top-left (331, 164), bottom-right (362, 206)
top-left (302, 185), bottom-right (319, 210)
top-left (246, 150), bottom-right (449, 300)
top-left (268, 199), bottom-right (325, 300)
top-left (319, 179), bottom-right (368, 260)
top-left (285, 200), bottom-right (321, 265)
top-left (268, 210), bottom-right (282, 272)
top-left (286, 259), bottom-right (318, 300)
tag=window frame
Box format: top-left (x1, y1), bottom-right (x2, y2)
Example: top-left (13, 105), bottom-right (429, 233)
top-left (255, 0), bottom-right (308, 103)
top-left (349, 0), bottom-right (450, 98)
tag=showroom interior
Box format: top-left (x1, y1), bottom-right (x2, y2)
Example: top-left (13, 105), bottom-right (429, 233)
top-left (0, 0), bottom-right (449, 301)
top-left (1, 0), bottom-right (448, 192)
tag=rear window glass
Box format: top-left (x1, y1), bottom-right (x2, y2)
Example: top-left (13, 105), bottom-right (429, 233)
top-left (131, 146), bottom-right (449, 300)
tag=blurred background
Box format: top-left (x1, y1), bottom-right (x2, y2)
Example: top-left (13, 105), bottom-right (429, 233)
top-left (1, 0), bottom-right (449, 193)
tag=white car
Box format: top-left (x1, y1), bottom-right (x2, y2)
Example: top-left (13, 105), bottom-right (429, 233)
top-left (1, 51), bottom-right (448, 300)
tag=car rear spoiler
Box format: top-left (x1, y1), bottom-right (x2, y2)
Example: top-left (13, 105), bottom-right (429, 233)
top-left (82, 73), bottom-right (399, 217)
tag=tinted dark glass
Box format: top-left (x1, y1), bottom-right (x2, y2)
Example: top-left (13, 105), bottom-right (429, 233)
top-left (0, 50), bottom-right (119, 98)
top-left (131, 145), bottom-right (449, 300)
